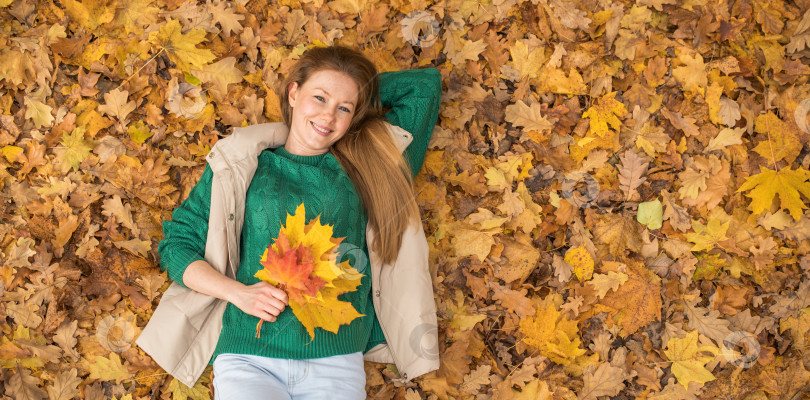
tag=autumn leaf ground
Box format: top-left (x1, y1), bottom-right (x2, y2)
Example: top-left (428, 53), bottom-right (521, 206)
top-left (2, 0), bottom-right (810, 399)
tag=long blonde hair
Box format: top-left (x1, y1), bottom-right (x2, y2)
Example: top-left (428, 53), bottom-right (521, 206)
top-left (280, 46), bottom-right (419, 264)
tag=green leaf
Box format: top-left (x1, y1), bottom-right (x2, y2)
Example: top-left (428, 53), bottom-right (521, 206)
top-left (636, 199), bottom-right (663, 230)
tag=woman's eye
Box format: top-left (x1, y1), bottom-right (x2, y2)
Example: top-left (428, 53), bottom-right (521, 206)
top-left (314, 95), bottom-right (325, 102)
top-left (339, 106), bottom-right (352, 113)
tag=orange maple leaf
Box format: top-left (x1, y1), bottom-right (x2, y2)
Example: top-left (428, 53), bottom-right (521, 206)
top-left (257, 231), bottom-right (327, 304)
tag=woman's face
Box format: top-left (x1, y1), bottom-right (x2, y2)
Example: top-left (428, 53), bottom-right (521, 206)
top-left (285, 69), bottom-right (360, 156)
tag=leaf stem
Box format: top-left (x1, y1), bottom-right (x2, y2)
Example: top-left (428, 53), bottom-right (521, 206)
top-left (763, 93), bottom-right (778, 172)
top-left (255, 319), bottom-right (263, 338)
top-left (115, 48), bottom-right (166, 92)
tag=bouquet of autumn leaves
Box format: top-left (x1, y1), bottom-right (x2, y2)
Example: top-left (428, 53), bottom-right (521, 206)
top-left (253, 204), bottom-right (364, 340)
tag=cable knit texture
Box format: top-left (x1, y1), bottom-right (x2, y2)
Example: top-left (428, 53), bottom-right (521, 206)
top-left (157, 68), bottom-right (442, 362)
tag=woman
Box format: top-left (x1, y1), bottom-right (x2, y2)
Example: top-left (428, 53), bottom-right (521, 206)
top-left (137, 46), bottom-right (442, 399)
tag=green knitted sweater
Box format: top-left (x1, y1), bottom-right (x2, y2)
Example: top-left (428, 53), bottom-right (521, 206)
top-left (158, 68), bottom-right (442, 362)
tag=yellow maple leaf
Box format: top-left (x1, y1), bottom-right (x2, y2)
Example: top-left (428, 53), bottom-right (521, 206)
top-left (254, 204), bottom-right (363, 340)
top-left (148, 19), bottom-right (215, 71)
top-left (752, 112), bottom-right (802, 165)
top-left (582, 92), bottom-right (627, 138)
top-left (168, 367), bottom-right (211, 397)
top-left (737, 166), bottom-right (810, 220)
top-left (663, 330), bottom-right (718, 388)
top-left (56, 127), bottom-right (94, 172)
top-left (509, 40), bottom-right (546, 80)
top-left (686, 218), bottom-right (729, 252)
top-left (519, 296), bottom-right (586, 365)
top-left (190, 57), bottom-right (244, 102)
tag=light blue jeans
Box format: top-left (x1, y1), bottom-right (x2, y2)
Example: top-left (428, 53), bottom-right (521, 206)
top-left (212, 352), bottom-right (366, 400)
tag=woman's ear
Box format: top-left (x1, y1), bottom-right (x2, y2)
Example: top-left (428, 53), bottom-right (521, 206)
top-left (287, 82), bottom-right (299, 107)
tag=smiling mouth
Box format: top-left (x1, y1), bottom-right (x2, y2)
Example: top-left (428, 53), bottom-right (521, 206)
top-left (310, 121), bottom-right (332, 136)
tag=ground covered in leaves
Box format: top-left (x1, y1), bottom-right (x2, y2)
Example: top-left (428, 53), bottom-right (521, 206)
top-left (2, 0), bottom-right (810, 398)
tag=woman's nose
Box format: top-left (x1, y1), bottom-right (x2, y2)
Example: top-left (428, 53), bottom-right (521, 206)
top-left (321, 108), bottom-right (336, 121)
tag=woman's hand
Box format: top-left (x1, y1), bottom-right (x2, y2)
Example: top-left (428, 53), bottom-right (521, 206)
top-left (181, 260), bottom-right (288, 323)
top-left (229, 282), bottom-right (289, 322)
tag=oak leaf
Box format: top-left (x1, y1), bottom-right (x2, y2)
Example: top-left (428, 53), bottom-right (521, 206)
top-left (577, 362), bottom-right (625, 400)
top-left (489, 283), bottom-right (535, 318)
top-left (683, 302), bottom-right (733, 345)
top-left (661, 108), bottom-right (700, 138)
top-left (98, 88), bottom-right (137, 128)
top-left (85, 353), bottom-right (133, 383)
top-left (7, 363), bottom-right (47, 400)
top-left (460, 365), bottom-right (491, 395)
top-left (588, 271), bottom-right (629, 299)
top-left (207, 1), bottom-right (244, 35)
top-left (505, 100), bottom-right (554, 133)
top-left (46, 368), bottom-right (81, 400)
top-left (25, 96), bottom-right (55, 130)
top-left (618, 149), bottom-right (649, 201)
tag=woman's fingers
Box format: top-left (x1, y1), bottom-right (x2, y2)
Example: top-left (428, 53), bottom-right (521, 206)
top-left (236, 282), bottom-right (289, 322)
top-left (256, 282), bottom-right (288, 304)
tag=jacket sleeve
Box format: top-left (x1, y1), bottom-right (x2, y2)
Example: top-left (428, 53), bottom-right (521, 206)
top-left (157, 165), bottom-right (213, 288)
top-left (379, 69), bottom-right (442, 177)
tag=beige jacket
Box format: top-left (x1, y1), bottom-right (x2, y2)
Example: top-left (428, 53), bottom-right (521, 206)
top-left (137, 122), bottom-right (439, 387)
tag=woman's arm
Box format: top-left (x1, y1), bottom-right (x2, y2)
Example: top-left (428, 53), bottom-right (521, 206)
top-left (378, 68), bottom-right (442, 177)
top-left (158, 166), bottom-right (287, 321)
top-left (182, 260), bottom-right (287, 322)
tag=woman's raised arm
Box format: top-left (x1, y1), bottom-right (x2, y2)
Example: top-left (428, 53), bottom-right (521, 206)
top-left (378, 68), bottom-right (442, 177)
